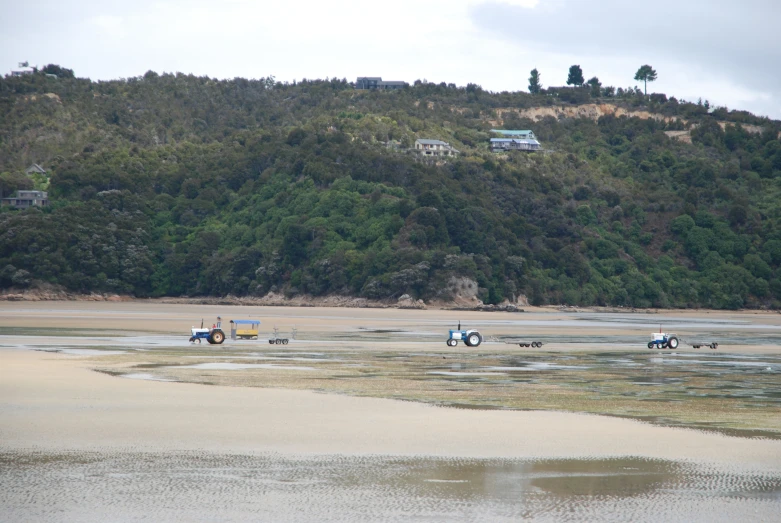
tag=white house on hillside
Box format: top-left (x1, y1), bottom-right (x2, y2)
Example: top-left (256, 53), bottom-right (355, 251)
top-left (414, 139), bottom-right (459, 157)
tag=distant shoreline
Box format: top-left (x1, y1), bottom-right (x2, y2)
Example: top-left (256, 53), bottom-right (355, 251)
top-left (2, 289), bottom-right (780, 315)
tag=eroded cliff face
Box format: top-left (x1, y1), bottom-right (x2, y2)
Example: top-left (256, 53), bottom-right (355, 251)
top-left (489, 103), bottom-right (767, 142)
top-left (497, 104), bottom-right (680, 124)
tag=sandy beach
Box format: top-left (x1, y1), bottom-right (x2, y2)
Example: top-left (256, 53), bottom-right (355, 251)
top-left (2, 301), bottom-right (781, 521)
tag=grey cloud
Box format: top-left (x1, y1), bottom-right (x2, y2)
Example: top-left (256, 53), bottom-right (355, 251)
top-left (471, 0), bottom-right (781, 115)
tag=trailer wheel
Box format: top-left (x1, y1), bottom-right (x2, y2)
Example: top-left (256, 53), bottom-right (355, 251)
top-left (536, 342), bottom-right (543, 348)
top-left (282, 339), bottom-right (289, 345)
top-left (668, 337), bottom-right (679, 349)
top-left (711, 343), bottom-right (718, 349)
top-left (268, 339), bottom-right (275, 345)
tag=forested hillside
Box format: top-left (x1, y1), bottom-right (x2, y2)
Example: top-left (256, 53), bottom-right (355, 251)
top-left (2, 69), bottom-right (781, 309)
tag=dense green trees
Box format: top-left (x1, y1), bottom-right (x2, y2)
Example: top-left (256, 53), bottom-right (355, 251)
top-left (1, 68), bottom-right (780, 308)
top-left (587, 77), bottom-right (602, 98)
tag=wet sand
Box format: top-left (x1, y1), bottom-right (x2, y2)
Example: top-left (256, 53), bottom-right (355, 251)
top-left (2, 302), bottom-right (781, 520)
top-left (3, 348), bottom-right (781, 463)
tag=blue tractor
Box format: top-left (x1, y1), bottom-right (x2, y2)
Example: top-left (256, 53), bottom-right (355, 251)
top-left (189, 317), bottom-right (226, 345)
top-left (648, 331), bottom-right (678, 350)
top-left (446, 321), bottom-right (483, 347)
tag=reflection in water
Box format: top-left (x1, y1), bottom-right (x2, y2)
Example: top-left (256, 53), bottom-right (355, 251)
top-left (2, 452), bottom-right (779, 522)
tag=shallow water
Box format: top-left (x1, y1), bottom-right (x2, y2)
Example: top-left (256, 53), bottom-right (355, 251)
top-left (1, 451), bottom-right (778, 522)
top-left (178, 362), bottom-right (316, 371)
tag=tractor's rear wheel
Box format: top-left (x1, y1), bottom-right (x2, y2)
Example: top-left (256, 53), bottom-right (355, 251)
top-left (209, 330), bottom-right (225, 345)
top-left (668, 337), bottom-right (679, 349)
top-left (467, 333), bottom-right (482, 347)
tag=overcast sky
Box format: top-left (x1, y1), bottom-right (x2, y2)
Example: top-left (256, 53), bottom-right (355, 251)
top-left (2, 0), bottom-right (779, 119)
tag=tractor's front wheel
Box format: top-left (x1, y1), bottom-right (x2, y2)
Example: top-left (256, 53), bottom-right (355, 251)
top-left (209, 330), bottom-right (225, 345)
top-left (647, 342), bottom-right (654, 349)
top-left (447, 339), bottom-right (457, 347)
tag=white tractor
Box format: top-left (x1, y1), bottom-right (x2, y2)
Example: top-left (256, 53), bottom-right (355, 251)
top-left (648, 331), bottom-right (678, 350)
top-left (446, 322), bottom-right (483, 347)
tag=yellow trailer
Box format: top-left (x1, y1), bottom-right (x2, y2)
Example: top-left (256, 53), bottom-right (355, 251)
top-left (230, 319), bottom-right (260, 340)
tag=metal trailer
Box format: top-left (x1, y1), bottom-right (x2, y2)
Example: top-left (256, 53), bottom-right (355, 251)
top-left (268, 325), bottom-right (291, 345)
top-left (689, 341), bottom-right (719, 349)
top-left (230, 319), bottom-right (261, 340)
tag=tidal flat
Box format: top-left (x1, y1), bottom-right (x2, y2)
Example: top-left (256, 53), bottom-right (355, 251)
top-left (2, 451), bottom-right (780, 522)
top-left (91, 346), bottom-right (781, 438)
top-left (2, 302), bottom-right (781, 521)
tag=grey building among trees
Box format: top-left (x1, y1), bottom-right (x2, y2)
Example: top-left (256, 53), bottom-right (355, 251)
top-left (1, 190), bottom-right (49, 209)
top-left (355, 77), bottom-right (408, 90)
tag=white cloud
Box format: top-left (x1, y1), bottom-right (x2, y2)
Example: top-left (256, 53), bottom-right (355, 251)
top-left (88, 14), bottom-right (127, 38)
top-left (489, 0), bottom-right (538, 7)
top-left (0, 0), bottom-right (778, 118)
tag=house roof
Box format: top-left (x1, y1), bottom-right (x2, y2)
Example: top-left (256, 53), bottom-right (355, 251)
top-left (491, 130), bottom-right (535, 136)
top-left (416, 139), bottom-right (449, 145)
top-left (25, 163), bottom-right (47, 174)
top-left (490, 138), bottom-right (540, 145)
top-left (357, 77), bottom-right (382, 81)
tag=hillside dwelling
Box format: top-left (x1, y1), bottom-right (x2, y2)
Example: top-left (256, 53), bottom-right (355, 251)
top-left (25, 164), bottom-right (47, 176)
top-left (491, 129), bottom-right (537, 140)
top-left (490, 138), bottom-right (542, 152)
top-left (1, 190), bottom-right (49, 209)
top-left (355, 77), bottom-right (408, 90)
top-left (415, 139), bottom-right (460, 157)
